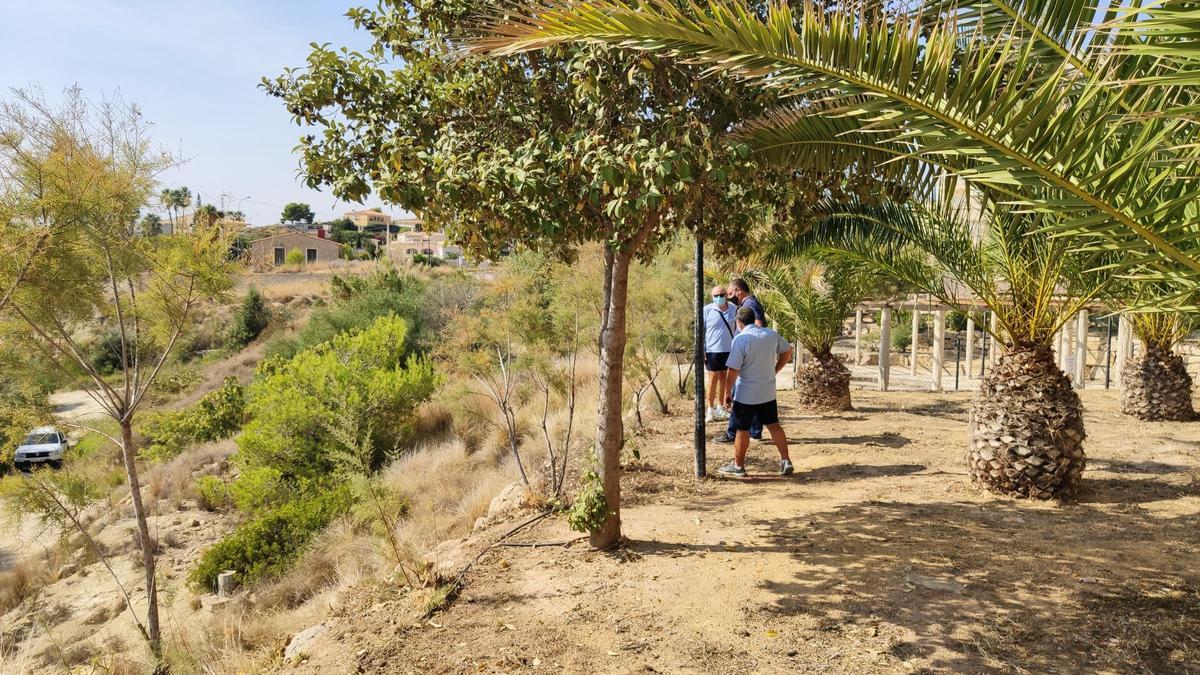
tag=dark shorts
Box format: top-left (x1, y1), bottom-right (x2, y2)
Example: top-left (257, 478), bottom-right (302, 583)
top-left (705, 352), bottom-right (730, 372)
top-left (730, 400), bottom-right (779, 431)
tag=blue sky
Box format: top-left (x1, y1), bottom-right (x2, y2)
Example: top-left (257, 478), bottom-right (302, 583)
top-left (0, 0), bottom-right (409, 225)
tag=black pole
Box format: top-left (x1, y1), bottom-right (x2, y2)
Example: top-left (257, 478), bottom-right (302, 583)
top-left (1105, 315), bottom-right (1114, 389)
top-left (694, 238), bottom-right (707, 478)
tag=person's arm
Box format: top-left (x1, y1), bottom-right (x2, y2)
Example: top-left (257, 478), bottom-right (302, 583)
top-left (775, 347), bottom-right (792, 373)
top-left (775, 337), bottom-right (792, 373)
top-left (752, 299), bottom-right (766, 327)
top-left (724, 367), bottom-right (740, 407)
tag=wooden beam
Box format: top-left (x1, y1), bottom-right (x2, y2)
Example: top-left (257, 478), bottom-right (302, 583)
top-left (1075, 310), bottom-right (1088, 388)
top-left (964, 315), bottom-right (976, 377)
top-left (989, 312), bottom-right (999, 366)
top-left (1116, 314), bottom-right (1130, 388)
top-left (879, 307), bottom-right (892, 392)
top-left (932, 310), bottom-right (946, 392)
top-left (854, 308), bottom-right (863, 365)
top-left (910, 310), bottom-right (920, 376)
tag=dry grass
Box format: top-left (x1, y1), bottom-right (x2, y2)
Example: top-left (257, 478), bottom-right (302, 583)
top-left (142, 439), bottom-right (236, 510)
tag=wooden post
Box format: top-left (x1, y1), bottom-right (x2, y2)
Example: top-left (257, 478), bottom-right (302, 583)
top-left (1075, 310), bottom-right (1088, 388)
top-left (1056, 323), bottom-right (1066, 369)
top-left (989, 311), bottom-right (1000, 366)
top-left (910, 310), bottom-right (920, 375)
top-left (879, 307), bottom-right (892, 392)
top-left (932, 309), bottom-right (946, 392)
top-left (1116, 313), bottom-right (1129, 387)
top-left (964, 315), bottom-right (976, 378)
top-left (854, 308), bottom-right (863, 365)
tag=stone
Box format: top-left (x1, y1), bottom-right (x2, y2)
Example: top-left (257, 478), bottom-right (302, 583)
top-left (904, 571), bottom-right (965, 594)
top-left (217, 570), bottom-right (238, 597)
top-left (486, 481), bottom-right (529, 521)
top-left (284, 623), bottom-right (328, 663)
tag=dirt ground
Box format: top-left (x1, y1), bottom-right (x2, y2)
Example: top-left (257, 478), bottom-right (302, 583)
top-left (293, 386), bottom-right (1200, 674)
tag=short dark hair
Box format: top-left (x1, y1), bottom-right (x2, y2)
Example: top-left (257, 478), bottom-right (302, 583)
top-left (730, 278), bottom-right (750, 293)
top-left (736, 306), bottom-right (756, 326)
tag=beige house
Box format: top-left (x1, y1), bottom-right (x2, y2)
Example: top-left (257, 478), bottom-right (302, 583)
top-left (248, 231), bottom-right (342, 269)
top-left (345, 209), bottom-right (392, 229)
top-left (388, 230), bottom-right (462, 259)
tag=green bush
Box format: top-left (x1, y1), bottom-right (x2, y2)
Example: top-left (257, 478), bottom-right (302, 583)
top-left (196, 476), bottom-right (231, 511)
top-left (266, 270), bottom-right (427, 361)
top-left (226, 289), bottom-right (273, 349)
top-left (239, 315), bottom-right (437, 480)
top-left (891, 321), bottom-right (913, 352)
top-left (139, 377), bottom-right (245, 461)
top-left (89, 331), bottom-right (133, 374)
top-left (948, 310), bottom-right (969, 332)
top-left (227, 466), bottom-right (289, 515)
top-left (188, 485), bottom-right (353, 591)
top-left (285, 248), bottom-right (305, 267)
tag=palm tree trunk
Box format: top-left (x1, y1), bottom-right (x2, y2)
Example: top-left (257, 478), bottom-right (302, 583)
top-left (969, 344), bottom-right (1086, 499)
top-left (795, 351), bottom-right (852, 412)
top-left (1120, 346), bottom-right (1198, 421)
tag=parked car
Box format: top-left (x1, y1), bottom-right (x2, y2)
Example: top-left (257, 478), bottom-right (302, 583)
top-left (14, 426), bottom-right (69, 471)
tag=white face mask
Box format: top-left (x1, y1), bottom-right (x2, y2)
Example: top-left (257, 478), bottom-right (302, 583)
top-left (713, 295), bottom-right (728, 308)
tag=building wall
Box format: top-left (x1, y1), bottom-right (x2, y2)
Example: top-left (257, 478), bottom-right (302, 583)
top-left (348, 212), bottom-right (392, 229)
top-left (248, 233), bottom-right (342, 269)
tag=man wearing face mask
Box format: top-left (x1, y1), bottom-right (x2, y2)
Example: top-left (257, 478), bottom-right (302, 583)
top-left (703, 285), bottom-right (737, 423)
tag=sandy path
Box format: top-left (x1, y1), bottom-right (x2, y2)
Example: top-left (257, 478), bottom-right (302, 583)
top-left (293, 387), bottom-right (1200, 674)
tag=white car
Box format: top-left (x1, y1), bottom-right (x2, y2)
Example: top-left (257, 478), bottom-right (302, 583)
top-left (14, 426), bottom-right (69, 470)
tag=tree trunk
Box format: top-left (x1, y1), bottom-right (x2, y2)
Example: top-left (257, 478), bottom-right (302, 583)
top-left (795, 351), bottom-right (853, 412)
top-left (1120, 346), bottom-right (1198, 421)
top-left (120, 421), bottom-right (161, 658)
top-left (969, 345), bottom-right (1086, 499)
top-left (592, 249), bottom-right (632, 549)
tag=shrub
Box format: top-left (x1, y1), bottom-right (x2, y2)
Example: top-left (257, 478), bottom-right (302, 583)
top-left (139, 377), bottom-right (245, 461)
top-left (188, 485), bottom-right (353, 591)
top-left (226, 289), bottom-right (272, 349)
top-left (227, 466), bottom-right (289, 515)
top-left (240, 315), bottom-right (437, 480)
top-left (89, 331), bottom-right (133, 374)
top-left (195, 476), bottom-right (231, 511)
top-left (948, 310), bottom-right (969, 332)
top-left (285, 248), bottom-right (305, 268)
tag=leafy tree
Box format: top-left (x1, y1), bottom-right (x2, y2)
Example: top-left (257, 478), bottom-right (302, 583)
top-left (0, 89), bottom-right (237, 660)
top-left (480, 0), bottom-right (1200, 296)
top-left (262, 1), bottom-right (892, 547)
top-left (193, 203), bottom-right (223, 229)
top-left (227, 288), bottom-right (273, 348)
top-left (140, 213), bottom-right (163, 236)
top-left (281, 202), bottom-right (315, 225)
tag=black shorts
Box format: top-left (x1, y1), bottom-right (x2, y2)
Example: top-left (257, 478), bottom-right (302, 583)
top-left (730, 400), bottom-right (779, 431)
top-left (705, 352), bottom-right (730, 372)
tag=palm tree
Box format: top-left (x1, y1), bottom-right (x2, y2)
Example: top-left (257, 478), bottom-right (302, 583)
top-left (744, 258), bottom-right (878, 412)
top-left (779, 197), bottom-right (1111, 498)
top-left (475, 0), bottom-right (1200, 294)
top-left (1121, 309), bottom-right (1198, 421)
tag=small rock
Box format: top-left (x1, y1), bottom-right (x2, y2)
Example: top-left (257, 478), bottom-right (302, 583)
top-left (904, 571), bottom-right (965, 594)
top-left (284, 623), bottom-right (327, 663)
top-left (737, 629), bottom-right (750, 637)
top-left (191, 519), bottom-right (201, 528)
top-left (787, 649), bottom-right (798, 657)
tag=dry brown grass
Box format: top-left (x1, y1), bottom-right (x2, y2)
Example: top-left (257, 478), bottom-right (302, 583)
top-left (142, 439), bottom-right (236, 510)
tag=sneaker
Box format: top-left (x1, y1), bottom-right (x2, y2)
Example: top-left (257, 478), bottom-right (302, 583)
top-left (716, 461), bottom-right (747, 477)
top-left (780, 459), bottom-right (795, 476)
top-left (713, 434), bottom-right (735, 445)
top-left (705, 408), bottom-right (715, 423)
top-left (715, 406), bottom-right (730, 420)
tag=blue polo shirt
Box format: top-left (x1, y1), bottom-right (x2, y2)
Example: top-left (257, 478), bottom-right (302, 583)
top-left (726, 325), bottom-right (791, 405)
top-left (740, 295), bottom-right (767, 327)
top-left (703, 302), bottom-right (737, 353)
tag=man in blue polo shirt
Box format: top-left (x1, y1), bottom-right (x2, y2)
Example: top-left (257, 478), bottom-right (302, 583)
top-left (703, 285), bottom-right (737, 422)
top-left (717, 306), bottom-right (794, 477)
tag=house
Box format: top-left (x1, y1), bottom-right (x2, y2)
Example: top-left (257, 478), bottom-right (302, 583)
top-left (247, 230), bottom-right (342, 269)
top-left (387, 230), bottom-right (462, 259)
top-left (344, 209), bottom-right (393, 229)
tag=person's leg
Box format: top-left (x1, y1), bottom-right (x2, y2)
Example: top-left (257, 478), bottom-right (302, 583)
top-left (734, 429), bottom-right (750, 467)
top-left (717, 369), bottom-right (730, 411)
top-left (766, 423), bottom-right (790, 461)
top-left (750, 418), bottom-right (764, 440)
top-left (705, 368), bottom-right (719, 410)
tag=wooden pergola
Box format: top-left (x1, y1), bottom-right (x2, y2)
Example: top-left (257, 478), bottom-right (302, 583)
top-left (851, 297), bottom-right (1139, 392)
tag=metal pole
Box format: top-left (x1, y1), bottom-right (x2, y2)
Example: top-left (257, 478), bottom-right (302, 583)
top-left (1104, 315), bottom-right (1114, 390)
top-left (693, 238), bottom-right (706, 478)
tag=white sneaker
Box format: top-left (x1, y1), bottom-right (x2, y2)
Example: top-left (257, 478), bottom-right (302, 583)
top-left (705, 408), bottom-right (716, 423)
top-left (715, 406), bottom-right (730, 420)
